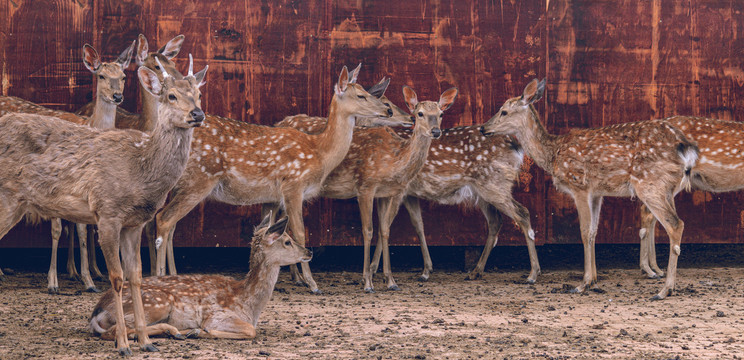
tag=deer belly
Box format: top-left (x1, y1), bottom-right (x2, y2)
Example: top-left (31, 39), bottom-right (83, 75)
top-left (26, 195), bottom-right (96, 224)
top-left (168, 303), bottom-right (205, 330)
top-left (210, 175), bottom-right (281, 205)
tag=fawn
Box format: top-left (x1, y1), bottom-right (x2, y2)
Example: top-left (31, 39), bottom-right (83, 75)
top-left (152, 64), bottom-right (393, 294)
top-left (0, 58), bottom-right (207, 354)
top-left (90, 214), bottom-right (311, 341)
top-left (76, 34), bottom-right (186, 277)
top-left (637, 115), bottom-right (744, 278)
top-left (481, 79), bottom-right (698, 300)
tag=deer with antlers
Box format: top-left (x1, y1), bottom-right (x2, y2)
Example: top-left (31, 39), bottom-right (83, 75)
top-left (151, 64), bottom-right (393, 294)
top-left (90, 214), bottom-right (311, 341)
top-left (0, 41), bottom-right (135, 293)
top-left (0, 57), bottom-right (207, 354)
top-left (637, 115), bottom-right (744, 279)
top-left (480, 79), bottom-right (698, 300)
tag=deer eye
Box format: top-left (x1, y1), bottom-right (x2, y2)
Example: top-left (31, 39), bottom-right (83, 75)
top-left (284, 240), bottom-right (291, 247)
top-left (155, 65), bottom-right (161, 70)
top-left (98, 75), bottom-right (105, 80)
top-left (501, 110), bottom-right (508, 116)
top-left (357, 95), bottom-right (366, 101)
top-left (168, 94), bottom-right (177, 101)
top-left (418, 112), bottom-right (424, 117)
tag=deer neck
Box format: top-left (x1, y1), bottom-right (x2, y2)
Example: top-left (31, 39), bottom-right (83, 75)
top-left (139, 86), bottom-right (160, 132)
top-left (400, 125), bottom-right (433, 176)
top-left (312, 97), bottom-right (356, 177)
top-left (87, 95), bottom-right (117, 129)
top-left (136, 108), bottom-right (193, 194)
top-left (512, 106), bottom-right (557, 172)
top-left (237, 259), bottom-right (281, 327)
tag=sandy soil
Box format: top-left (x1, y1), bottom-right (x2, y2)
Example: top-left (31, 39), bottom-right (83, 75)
top-left (1, 265), bottom-right (744, 360)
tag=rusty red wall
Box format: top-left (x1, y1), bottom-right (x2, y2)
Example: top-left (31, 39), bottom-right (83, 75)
top-left (1, 0), bottom-right (743, 249)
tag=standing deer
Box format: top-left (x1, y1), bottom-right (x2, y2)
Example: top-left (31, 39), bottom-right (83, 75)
top-left (637, 116), bottom-right (744, 278)
top-left (45, 41), bottom-right (135, 293)
top-left (0, 58), bottom-right (207, 354)
top-left (152, 64), bottom-right (394, 294)
top-left (76, 34), bottom-right (186, 277)
top-left (89, 214), bottom-right (311, 341)
top-left (481, 79), bottom-right (698, 300)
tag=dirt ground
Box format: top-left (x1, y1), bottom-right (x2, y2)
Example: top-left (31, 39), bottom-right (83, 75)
top-left (1, 261), bottom-right (744, 360)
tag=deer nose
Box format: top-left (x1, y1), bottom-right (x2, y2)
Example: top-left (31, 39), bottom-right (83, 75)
top-left (431, 128), bottom-right (442, 139)
top-left (112, 93), bottom-right (123, 104)
top-left (189, 108), bottom-right (205, 123)
top-left (480, 126), bottom-right (493, 136)
top-left (386, 108), bottom-right (393, 116)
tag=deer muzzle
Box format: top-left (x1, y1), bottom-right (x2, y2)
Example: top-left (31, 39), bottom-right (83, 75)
top-left (112, 93), bottom-right (123, 104)
top-left (431, 128), bottom-right (442, 139)
top-left (302, 249), bottom-right (313, 263)
top-left (188, 108), bottom-right (205, 126)
top-left (480, 125), bottom-right (494, 136)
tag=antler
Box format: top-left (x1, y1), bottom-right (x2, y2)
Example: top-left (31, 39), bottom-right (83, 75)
top-left (187, 54), bottom-right (194, 77)
top-left (154, 57), bottom-right (169, 79)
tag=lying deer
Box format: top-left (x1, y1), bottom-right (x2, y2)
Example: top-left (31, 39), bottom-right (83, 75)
top-left (90, 214), bottom-right (311, 340)
top-left (0, 58), bottom-right (207, 354)
top-left (152, 64), bottom-right (394, 294)
top-left (637, 115), bottom-right (744, 278)
top-left (481, 79), bottom-right (698, 300)
top-left (76, 34), bottom-right (186, 277)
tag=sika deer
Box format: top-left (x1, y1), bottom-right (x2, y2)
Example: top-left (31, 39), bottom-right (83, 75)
top-left (90, 214), bottom-right (311, 341)
top-left (45, 42), bottom-right (135, 294)
top-left (76, 34), bottom-right (186, 276)
top-left (152, 64), bottom-right (394, 294)
top-left (481, 79), bottom-right (698, 300)
top-left (0, 59), bottom-right (207, 354)
top-left (637, 115), bottom-right (744, 278)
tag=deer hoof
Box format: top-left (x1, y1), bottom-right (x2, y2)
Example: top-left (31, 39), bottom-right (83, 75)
top-left (310, 288), bottom-right (323, 295)
top-left (526, 278), bottom-right (537, 285)
top-left (171, 333), bottom-right (187, 340)
top-left (86, 286), bottom-right (102, 293)
top-left (388, 285), bottom-right (401, 291)
top-left (569, 287), bottom-right (584, 294)
top-left (48, 287), bottom-right (60, 294)
top-left (465, 272), bottom-right (482, 281)
top-left (118, 347), bottom-right (133, 356)
top-left (651, 294), bottom-right (664, 301)
top-left (141, 343), bottom-right (159, 352)
top-left (417, 274), bottom-right (429, 282)
top-left (364, 287), bottom-right (375, 293)
top-left (184, 329), bottom-right (201, 338)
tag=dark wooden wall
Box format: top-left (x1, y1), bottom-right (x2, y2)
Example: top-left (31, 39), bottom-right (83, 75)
top-left (1, 0), bottom-right (744, 249)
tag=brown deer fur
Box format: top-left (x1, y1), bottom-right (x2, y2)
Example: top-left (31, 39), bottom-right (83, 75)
top-left (481, 79), bottom-right (698, 300)
top-left (638, 116), bottom-right (744, 278)
top-left (0, 61), bottom-right (207, 354)
top-left (89, 215), bottom-right (311, 341)
top-left (152, 64), bottom-right (393, 294)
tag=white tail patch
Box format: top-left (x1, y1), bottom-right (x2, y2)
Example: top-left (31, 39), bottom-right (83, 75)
top-left (528, 229), bottom-right (535, 241)
top-left (638, 228), bottom-right (647, 239)
top-left (678, 146), bottom-right (699, 192)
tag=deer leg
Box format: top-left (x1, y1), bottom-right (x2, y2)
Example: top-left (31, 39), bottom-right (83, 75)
top-left (145, 220), bottom-right (157, 276)
top-left (284, 193), bottom-right (320, 294)
top-left (378, 196), bottom-right (403, 291)
top-left (166, 227), bottom-right (177, 275)
top-left (640, 193), bottom-right (684, 300)
top-left (199, 317), bottom-right (257, 339)
top-left (403, 196), bottom-right (433, 281)
top-left (466, 203), bottom-right (504, 281)
top-left (65, 221), bottom-right (80, 280)
top-left (588, 196), bottom-right (602, 285)
top-left (120, 323), bottom-right (186, 340)
top-left (97, 220), bottom-right (131, 355)
top-left (358, 193), bottom-right (376, 293)
top-left (570, 192), bottom-right (600, 294)
top-left (120, 224), bottom-right (157, 352)
top-left (47, 218), bottom-right (62, 293)
top-left (77, 223), bottom-right (99, 292)
top-left (639, 204), bottom-right (664, 278)
top-left (88, 226), bottom-right (104, 280)
top-left (0, 201), bottom-right (24, 281)
top-left (370, 198), bottom-right (386, 277)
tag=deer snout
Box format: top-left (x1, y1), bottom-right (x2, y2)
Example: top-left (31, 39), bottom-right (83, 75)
top-left (431, 128), bottom-right (442, 139)
top-left (302, 249), bottom-right (313, 262)
top-left (189, 108), bottom-right (205, 125)
top-left (112, 93), bottom-right (123, 104)
top-left (480, 126), bottom-right (494, 136)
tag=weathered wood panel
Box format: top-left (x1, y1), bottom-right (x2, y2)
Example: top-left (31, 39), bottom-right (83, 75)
top-left (1, 0), bottom-right (743, 249)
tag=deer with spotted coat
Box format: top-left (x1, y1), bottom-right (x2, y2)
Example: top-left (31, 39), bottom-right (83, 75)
top-left (0, 41), bottom-right (135, 292)
top-left (481, 79), bottom-right (698, 300)
top-left (152, 64), bottom-right (394, 294)
top-left (0, 57), bottom-right (207, 355)
top-left (637, 115), bottom-right (744, 279)
top-left (90, 214), bottom-right (311, 341)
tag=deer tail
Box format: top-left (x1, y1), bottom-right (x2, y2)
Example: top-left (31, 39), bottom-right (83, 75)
top-left (670, 125), bottom-right (699, 192)
top-left (89, 307), bottom-right (110, 335)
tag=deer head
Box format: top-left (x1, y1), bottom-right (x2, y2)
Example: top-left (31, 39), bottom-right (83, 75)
top-left (402, 86), bottom-right (458, 139)
top-left (252, 213), bottom-right (313, 268)
top-left (334, 64), bottom-right (394, 122)
top-left (137, 55), bottom-right (207, 128)
top-left (481, 78), bottom-right (545, 136)
top-left (354, 77), bottom-right (414, 128)
top-left (83, 41), bottom-right (135, 105)
top-left (135, 34), bottom-right (185, 81)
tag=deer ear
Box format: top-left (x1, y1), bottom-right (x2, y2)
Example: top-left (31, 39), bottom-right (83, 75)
top-left (193, 65), bottom-right (209, 88)
top-left (334, 66), bottom-right (350, 95)
top-left (268, 216), bottom-right (289, 237)
top-left (137, 66), bottom-right (163, 96)
top-left (117, 40), bottom-right (136, 70)
top-left (257, 212), bottom-right (273, 231)
top-left (348, 63), bottom-right (362, 84)
top-left (438, 87), bottom-right (458, 111)
top-left (82, 44), bottom-right (101, 73)
top-left (158, 34), bottom-right (185, 60)
top-left (367, 77), bottom-right (390, 99)
top-left (402, 85), bottom-right (419, 113)
top-left (520, 78), bottom-right (545, 105)
top-left (136, 34), bottom-right (149, 66)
